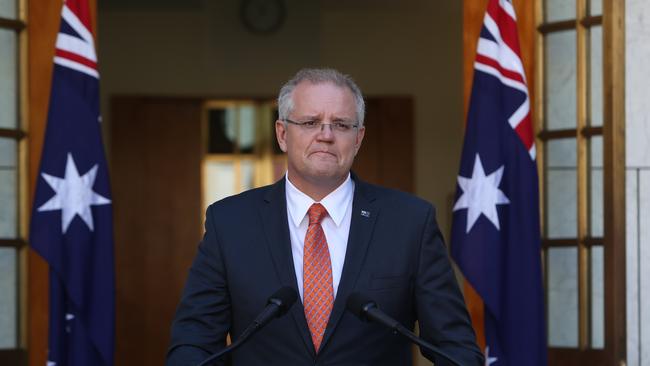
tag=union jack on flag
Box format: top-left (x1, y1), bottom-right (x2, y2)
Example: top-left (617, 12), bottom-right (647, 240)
top-left (54, 1), bottom-right (98, 78)
top-left (451, 0), bottom-right (547, 365)
top-left (30, 0), bottom-right (115, 365)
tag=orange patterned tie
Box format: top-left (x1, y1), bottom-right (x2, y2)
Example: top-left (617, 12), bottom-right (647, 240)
top-left (303, 203), bottom-right (334, 352)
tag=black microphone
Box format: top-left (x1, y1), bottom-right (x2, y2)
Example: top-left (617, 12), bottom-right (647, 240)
top-left (197, 286), bottom-right (298, 366)
top-left (346, 292), bottom-right (462, 366)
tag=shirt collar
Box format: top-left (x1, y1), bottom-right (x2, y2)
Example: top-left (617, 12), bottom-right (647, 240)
top-left (285, 173), bottom-right (354, 227)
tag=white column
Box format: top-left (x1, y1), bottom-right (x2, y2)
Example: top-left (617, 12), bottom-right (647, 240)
top-left (626, 0), bottom-right (650, 364)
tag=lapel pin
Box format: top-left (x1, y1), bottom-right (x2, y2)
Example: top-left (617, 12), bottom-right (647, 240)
top-left (360, 210), bottom-right (370, 218)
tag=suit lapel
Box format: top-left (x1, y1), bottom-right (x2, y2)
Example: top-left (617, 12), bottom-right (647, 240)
top-left (320, 177), bottom-right (378, 351)
top-left (259, 178), bottom-right (316, 356)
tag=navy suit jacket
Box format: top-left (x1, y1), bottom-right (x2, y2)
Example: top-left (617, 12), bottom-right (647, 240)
top-left (167, 176), bottom-right (483, 365)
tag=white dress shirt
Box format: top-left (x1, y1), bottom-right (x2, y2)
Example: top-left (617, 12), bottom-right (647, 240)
top-left (285, 173), bottom-right (354, 301)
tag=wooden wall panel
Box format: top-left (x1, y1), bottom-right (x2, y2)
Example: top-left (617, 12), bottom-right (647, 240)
top-left (111, 97), bottom-right (203, 366)
top-left (353, 97), bottom-right (414, 193)
top-left (602, 0), bottom-right (626, 363)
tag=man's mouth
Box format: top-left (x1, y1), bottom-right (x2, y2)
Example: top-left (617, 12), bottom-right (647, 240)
top-left (310, 151), bottom-right (336, 158)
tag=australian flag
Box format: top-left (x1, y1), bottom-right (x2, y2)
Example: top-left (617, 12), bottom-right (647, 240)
top-left (450, 0), bottom-right (547, 365)
top-left (30, 1), bottom-right (115, 365)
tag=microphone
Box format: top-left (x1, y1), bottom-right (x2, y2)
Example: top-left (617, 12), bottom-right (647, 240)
top-left (197, 286), bottom-right (298, 366)
top-left (346, 292), bottom-right (462, 366)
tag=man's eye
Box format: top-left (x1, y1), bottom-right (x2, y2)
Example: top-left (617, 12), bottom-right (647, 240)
top-left (334, 122), bottom-right (350, 130)
top-left (303, 121), bottom-right (319, 127)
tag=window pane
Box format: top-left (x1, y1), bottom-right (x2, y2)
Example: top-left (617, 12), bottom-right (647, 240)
top-left (207, 109), bottom-right (235, 154)
top-left (545, 0), bottom-right (576, 22)
top-left (0, 168), bottom-right (17, 238)
top-left (591, 245), bottom-right (604, 349)
top-left (546, 139), bottom-right (577, 238)
top-left (238, 105), bottom-right (256, 154)
top-left (590, 26), bottom-right (603, 126)
top-left (0, 0), bottom-right (17, 19)
top-left (590, 0), bottom-right (602, 16)
top-left (0, 137), bottom-right (17, 167)
top-left (547, 138), bottom-right (577, 167)
top-left (0, 138), bottom-right (17, 238)
top-left (0, 247), bottom-right (17, 349)
top-left (241, 160), bottom-right (254, 191)
top-left (590, 136), bottom-right (603, 237)
top-left (548, 247), bottom-right (579, 347)
top-left (0, 29), bottom-right (17, 129)
top-left (203, 161), bottom-right (236, 209)
top-left (545, 30), bottom-right (577, 130)
top-left (547, 170), bottom-right (577, 238)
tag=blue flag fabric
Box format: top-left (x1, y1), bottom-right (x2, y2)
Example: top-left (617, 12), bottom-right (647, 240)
top-left (450, 0), bottom-right (547, 365)
top-left (30, 2), bottom-right (114, 365)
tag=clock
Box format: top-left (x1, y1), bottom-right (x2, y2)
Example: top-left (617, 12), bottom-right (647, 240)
top-left (240, 0), bottom-right (286, 35)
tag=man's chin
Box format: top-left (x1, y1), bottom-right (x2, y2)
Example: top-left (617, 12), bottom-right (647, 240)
top-left (307, 168), bottom-right (346, 183)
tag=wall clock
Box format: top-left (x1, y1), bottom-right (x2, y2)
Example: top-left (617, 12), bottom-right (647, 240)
top-left (240, 0), bottom-right (286, 35)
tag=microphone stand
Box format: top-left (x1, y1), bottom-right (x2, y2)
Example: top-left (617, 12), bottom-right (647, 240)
top-left (196, 287), bottom-right (297, 366)
top-left (357, 300), bottom-right (463, 366)
top-left (393, 323), bottom-right (460, 366)
top-left (195, 327), bottom-right (253, 366)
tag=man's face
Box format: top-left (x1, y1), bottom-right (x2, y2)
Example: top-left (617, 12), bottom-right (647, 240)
top-left (275, 81), bottom-right (365, 190)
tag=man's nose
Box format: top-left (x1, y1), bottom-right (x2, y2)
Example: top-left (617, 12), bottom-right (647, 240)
top-left (316, 123), bottom-right (335, 139)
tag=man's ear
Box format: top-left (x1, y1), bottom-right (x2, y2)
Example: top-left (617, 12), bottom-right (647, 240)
top-left (275, 120), bottom-right (288, 152)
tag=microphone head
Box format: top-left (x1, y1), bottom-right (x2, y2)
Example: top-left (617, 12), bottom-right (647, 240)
top-left (346, 292), bottom-right (377, 321)
top-left (267, 286), bottom-right (298, 316)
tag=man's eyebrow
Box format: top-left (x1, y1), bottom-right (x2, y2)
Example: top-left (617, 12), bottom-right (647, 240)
top-left (331, 116), bottom-right (355, 123)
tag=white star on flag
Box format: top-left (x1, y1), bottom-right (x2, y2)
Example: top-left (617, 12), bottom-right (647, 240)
top-left (453, 154), bottom-right (510, 233)
top-left (485, 346), bottom-right (498, 365)
top-left (37, 153), bottom-right (111, 233)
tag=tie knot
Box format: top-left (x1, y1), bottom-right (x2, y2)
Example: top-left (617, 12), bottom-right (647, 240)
top-left (308, 203), bottom-right (328, 225)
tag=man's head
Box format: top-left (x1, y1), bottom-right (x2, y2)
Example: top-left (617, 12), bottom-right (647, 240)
top-left (275, 68), bottom-right (366, 198)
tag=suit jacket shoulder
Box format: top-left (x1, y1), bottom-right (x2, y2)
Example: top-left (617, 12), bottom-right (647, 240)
top-left (207, 182), bottom-right (276, 216)
top-left (355, 179), bottom-right (436, 222)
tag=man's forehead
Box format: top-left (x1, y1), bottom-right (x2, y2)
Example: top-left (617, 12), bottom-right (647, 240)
top-left (294, 80), bottom-right (353, 95)
top-left (292, 81), bottom-right (355, 110)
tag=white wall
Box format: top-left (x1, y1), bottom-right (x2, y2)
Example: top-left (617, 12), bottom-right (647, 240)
top-left (626, 0), bottom-right (650, 364)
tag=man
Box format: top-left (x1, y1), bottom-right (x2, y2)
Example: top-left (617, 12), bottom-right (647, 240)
top-left (167, 68), bottom-right (483, 365)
